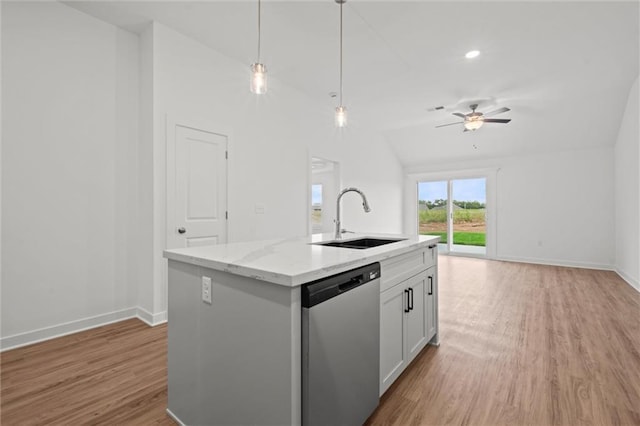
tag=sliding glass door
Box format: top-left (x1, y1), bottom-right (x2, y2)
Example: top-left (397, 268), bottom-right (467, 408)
top-left (418, 177), bottom-right (487, 256)
top-left (418, 181), bottom-right (448, 245)
top-left (450, 178), bottom-right (486, 255)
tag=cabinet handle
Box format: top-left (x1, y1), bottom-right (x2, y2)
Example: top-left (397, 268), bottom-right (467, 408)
top-left (408, 287), bottom-right (414, 311)
top-left (428, 276), bottom-right (433, 295)
top-left (404, 289), bottom-right (410, 313)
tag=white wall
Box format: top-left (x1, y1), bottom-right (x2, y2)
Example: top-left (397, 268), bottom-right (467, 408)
top-left (144, 23), bottom-right (404, 318)
top-left (338, 131), bottom-right (405, 234)
top-left (0, 5), bottom-right (404, 347)
top-left (405, 147), bottom-right (615, 269)
top-left (0, 1), bottom-right (4, 341)
top-left (614, 77), bottom-right (639, 290)
top-left (136, 25), bottom-right (157, 321)
top-left (1, 2), bottom-right (140, 348)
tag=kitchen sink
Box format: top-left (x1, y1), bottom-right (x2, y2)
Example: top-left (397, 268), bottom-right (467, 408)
top-left (313, 237), bottom-right (406, 250)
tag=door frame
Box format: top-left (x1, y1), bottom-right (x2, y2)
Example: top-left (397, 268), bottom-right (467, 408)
top-left (166, 114), bottom-right (231, 250)
top-left (406, 168), bottom-right (498, 259)
top-left (307, 155), bottom-right (341, 236)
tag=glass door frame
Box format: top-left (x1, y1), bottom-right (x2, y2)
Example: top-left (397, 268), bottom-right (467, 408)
top-left (407, 168), bottom-right (498, 259)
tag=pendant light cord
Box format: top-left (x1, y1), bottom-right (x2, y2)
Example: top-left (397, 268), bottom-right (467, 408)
top-left (339, 1), bottom-right (343, 106)
top-left (257, 0), bottom-right (262, 62)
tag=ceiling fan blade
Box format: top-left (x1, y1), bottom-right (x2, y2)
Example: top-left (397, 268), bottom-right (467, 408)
top-left (452, 112), bottom-right (467, 118)
top-left (483, 107), bottom-right (510, 117)
top-left (483, 118), bottom-right (511, 124)
top-left (435, 121), bottom-right (463, 128)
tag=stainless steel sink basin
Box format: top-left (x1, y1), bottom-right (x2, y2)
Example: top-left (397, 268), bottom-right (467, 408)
top-left (313, 237), bottom-right (406, 249)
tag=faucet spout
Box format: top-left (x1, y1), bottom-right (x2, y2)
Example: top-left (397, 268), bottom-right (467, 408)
top-left (335, 187), bottom-right (371, 239)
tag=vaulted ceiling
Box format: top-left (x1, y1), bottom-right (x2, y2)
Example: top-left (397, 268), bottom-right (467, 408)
top-left (66, 1), bottom-right (639, 167)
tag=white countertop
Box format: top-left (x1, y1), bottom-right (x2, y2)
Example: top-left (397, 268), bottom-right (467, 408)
top-left (163, 233), bottom-right (440, 287)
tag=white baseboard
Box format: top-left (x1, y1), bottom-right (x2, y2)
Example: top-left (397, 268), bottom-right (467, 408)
top-left (616, 268), bottom-right (640, 293)
top-left (495, 255), bottom-right (613, 271)
top-left (1, 307), bottom-right (168, 352)
top-left (137, 307), bottom-right (168, 326)
top-left (0, 307), bottom-right (137, 352)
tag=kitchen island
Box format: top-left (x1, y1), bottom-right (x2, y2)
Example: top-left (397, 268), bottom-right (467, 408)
top-left (163, 233), bottom-right (439, 425)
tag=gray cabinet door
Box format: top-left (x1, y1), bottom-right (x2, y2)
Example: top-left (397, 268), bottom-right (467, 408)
top-left (406, 272), bottom-right (428, 363)
top-left (380, 282), bottom-right (406, 395)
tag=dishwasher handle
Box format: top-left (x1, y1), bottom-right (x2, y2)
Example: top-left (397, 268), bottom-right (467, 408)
top-left (338, 276), bottom-right (364, 293)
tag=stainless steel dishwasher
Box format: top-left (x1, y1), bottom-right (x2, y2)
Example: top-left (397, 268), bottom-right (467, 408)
top-left (302, 262), bottom-right (381, 426)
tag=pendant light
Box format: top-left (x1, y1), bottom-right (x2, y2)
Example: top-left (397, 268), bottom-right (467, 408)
top-left (250, 0), bottom-right (267, 94)
top-left (335, 0), bottom-right (347, 127)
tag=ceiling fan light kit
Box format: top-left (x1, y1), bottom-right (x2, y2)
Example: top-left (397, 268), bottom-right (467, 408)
top-left (464, 117), bottom-right (484, 131)
top-left (436, 103), bottom-right (512, 132)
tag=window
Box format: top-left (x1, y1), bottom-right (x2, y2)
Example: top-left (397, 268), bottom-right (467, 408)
top-left (311, 184), bottom-right (323, 234)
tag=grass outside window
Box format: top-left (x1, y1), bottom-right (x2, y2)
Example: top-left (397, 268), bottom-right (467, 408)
top-left (421, 231), bottom-right (485, 246)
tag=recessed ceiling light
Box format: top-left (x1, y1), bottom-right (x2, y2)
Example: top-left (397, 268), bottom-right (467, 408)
top-left (465, 50), bottom-right (480, 59)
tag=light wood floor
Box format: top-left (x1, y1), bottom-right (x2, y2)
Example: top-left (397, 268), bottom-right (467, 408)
top-left (2, 257), bottom-right (639, 425)
top-left (367, 256), bottom-right (640, 426)
top-left (1, 318), bottom-right (173, 425)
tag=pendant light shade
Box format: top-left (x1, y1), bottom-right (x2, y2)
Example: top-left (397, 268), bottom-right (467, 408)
top-left (250, 63), bottom-right (267, 94)
top-left (335, 0), bottom-right (347, 128)
top-left (250, 0), bottom-right (267, 94)
top-left (335, 106), bottom-right (347, 127)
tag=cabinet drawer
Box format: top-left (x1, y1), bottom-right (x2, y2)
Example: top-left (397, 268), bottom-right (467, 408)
top-left (380, 249), bottom-right (427, 292)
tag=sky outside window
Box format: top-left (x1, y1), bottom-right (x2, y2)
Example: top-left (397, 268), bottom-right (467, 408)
top-left (418, 178), bottom-right (486, 203)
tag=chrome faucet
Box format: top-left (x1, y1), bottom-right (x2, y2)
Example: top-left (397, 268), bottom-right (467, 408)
top-left (335, 187), bottom-right (371, 239)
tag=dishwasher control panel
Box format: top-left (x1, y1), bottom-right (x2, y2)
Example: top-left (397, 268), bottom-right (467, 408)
top-left (301, 262), bottom-right (381, 308)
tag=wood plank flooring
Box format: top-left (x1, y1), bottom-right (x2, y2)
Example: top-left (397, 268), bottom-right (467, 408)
top-left (2, 257), bottom-right (639, 425)
top-left (0, 319), bottom-right (173, 425)
top-left (367, 257), bottom-right (640, 426)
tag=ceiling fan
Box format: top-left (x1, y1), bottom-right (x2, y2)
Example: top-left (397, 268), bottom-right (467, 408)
top-left (436, 104), bottom-right (511, 132)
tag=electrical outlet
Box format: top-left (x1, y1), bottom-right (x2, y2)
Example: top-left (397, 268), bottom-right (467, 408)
top-left (202, 276), bottom-right (212, 304)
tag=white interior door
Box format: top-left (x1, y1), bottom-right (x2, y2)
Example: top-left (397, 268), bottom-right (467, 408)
top-left (169, 123), bottom-right (228, 248)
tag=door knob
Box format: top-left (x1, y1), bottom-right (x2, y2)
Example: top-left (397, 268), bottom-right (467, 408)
top-left (178, 227), bottom-right (186, 234)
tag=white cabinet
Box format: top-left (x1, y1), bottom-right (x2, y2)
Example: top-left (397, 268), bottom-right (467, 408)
top-left (427, 243), bottom-right (437, 268)
top-left (379, 244), bottom-right (439, 396)
top-left (380, 247), bottom-right (434, 292)
top-left (380, 271), bottom-right (431, 395)
top-left (405, 273), bottom-right (428, 362)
